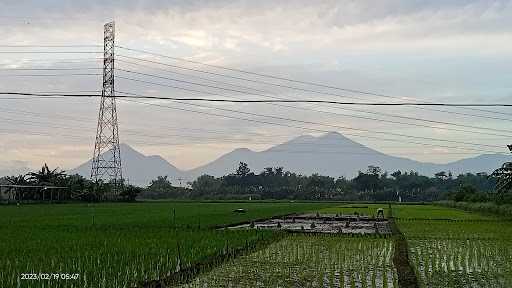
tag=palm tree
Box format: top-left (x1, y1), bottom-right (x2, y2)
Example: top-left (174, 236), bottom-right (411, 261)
top-left (27, 163), bottom-right (66, 184)
top-left (5, 175), bottom-right (28, 202)
top-left (491, 161), bottom-right (512, 195)
top-left (491, 145), bottom-right (512, 196)
top-left (27, 163), bottom-right (66, 201)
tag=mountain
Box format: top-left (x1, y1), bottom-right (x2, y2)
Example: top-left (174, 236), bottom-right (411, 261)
top-left (68, 133), bottom-right (510, 185)
top-left (70, 144), bottom-right (183, 186)
top-left (188, 132), bottom-right (510, 178)
top-left (0, 166), bottom-right (31, 178)
top-left (439, 154), bottom-right (510, 175)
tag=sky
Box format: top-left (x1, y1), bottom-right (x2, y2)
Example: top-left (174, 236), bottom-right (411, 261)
top-left (0, 0), bottom-right (511, 174)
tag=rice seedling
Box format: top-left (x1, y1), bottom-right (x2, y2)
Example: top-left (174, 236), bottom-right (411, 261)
top-left (396, 205), bottom-right (512, 288)
top-left (0, 201), bottom-right (333, 287)
top-left (181, 234), bottom-right (398, 288)
top-left (408, 238), bottom-right (512, 287)
top-left (391, 204), bottom-right (494, 220)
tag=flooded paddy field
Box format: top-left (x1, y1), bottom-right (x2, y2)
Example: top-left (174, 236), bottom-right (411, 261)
top-left (6, 202), bottom-right (508, 287)
top-left (227, 213), bottom-right (392, 235)
top-left (181, 234), bottom-right (397, 288)
top-left (396, 205), bottom-right (512, 287)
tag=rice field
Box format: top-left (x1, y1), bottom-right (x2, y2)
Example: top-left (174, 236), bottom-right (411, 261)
top-left (181, 234), bottom-right (398, 288)
top-left (0, 201), bottom-right (333, 287)
top-left (391, 204), bottom-right (496, 220)
top-left (2, 202), bottom-right (511, 287)
top-left (408, 238), bottom-right (512, 287)
top-left (395, 205), bottom-right (512, 288)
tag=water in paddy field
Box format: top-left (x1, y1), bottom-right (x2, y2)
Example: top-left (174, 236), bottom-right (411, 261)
top-left (227, 213), bottom-right (392, 235)
top-left (180, 235), bottom-right (398, 288)
top-left (409, 239), bottom-right (512, 288)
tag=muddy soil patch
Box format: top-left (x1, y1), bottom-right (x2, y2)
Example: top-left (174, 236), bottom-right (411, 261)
top-left (226, 213), bottom-right (392, 235)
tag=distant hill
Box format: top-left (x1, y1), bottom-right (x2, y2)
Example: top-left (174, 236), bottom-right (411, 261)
top-left (437, 154), bottom-right (510, 175)
top-left (68, 132), bottom-right (510, 186)
top-left (70, 144), bottom-right (184, 186)
top-left (187, 132), bottom-right (509, 178)
top-left (0, 166), bottom-right (31, 178)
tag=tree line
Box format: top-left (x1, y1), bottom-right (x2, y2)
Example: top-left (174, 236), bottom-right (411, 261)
top-left (2, 161), bottom-right (511, 204)
top-left (0, 163), bottom-right (141, 203)
top-left (144, 162), bottom-right (510, 203)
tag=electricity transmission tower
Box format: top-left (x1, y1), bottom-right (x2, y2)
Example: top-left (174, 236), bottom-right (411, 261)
top-left (91, 21), bottom-right (123, 199)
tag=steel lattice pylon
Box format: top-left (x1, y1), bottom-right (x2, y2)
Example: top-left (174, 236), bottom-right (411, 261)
top-left (91, 21), bottom-right (123, 199)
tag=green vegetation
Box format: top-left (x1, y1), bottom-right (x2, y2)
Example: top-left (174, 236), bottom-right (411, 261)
top-left (2, 200), bottom-right (511, 287)
top-left (398, 220), bottom-right (512, 239)
top-left (392, 204), bottom-right (495, 220)
top-left (437, 200), bottom-right (512, 218)
top-left (182, 234), bottom-right (397, 288)
top-left (394, 204), bottom-right (512, 287)
top-left (2, 162), bottom-right (510, 205)
top-left (319, 203), bottom-right (390, 217)
top-left (0, 163), bottom-right (141, 202)
top-left (408, 238), bottom-right (511, 287)
top-left (0, 201), bottom-right (332, 287)
top-left (491, 160), bottom-right (512, 195)
top-left (149, 162), bottom-right (499, 202)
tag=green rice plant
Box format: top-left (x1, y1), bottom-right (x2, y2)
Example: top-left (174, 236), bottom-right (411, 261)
top-left (408, 238), bottom-right (512, 288)
top-left (397, 205), bottom-right (512, 288)
top-left (0, 201), bottom-right (333, 287)
top-left (391, 204), bottom-right (495, 220)
top-left (397, 220), bottom-right (512, 239)
top-left (437, 201), bottom-right (512, 218)
top-left (181, 234), bottom-right (398, 288)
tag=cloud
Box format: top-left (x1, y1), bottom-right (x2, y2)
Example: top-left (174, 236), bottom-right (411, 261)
top-left (0, 0), bottom-right (511, 171)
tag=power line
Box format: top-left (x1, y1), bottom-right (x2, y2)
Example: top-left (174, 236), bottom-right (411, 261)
top-left (0, 96), bottom-right (76, 100)
top-left (0, 110), bottom-right (287, 145)
top-left (334, 105), bottom-right (512, 127)
top-left (115, 67), bottom-right (512, 136)
top-left (413, 106), bottom-right (512, 122)
top-left (117, 97), bottom-right (503, 153)
top-left (125, 98), bottom-right (506, 154)
top-left (7, 112), bottom-right (495, 153)
top-left (116, 54), bottom-right (379, 102)
top-left (2, 103), bottom-right (507, 147)
top-left (1, 91), bottom-right (507, 151)
top-left (117, 75), bottom-right (221, 96)
top-left (115, 53), bottom-right (512, 121)
top-left (115, 46), bottom-right (512, 115)
top-left (4, 47), bottom-right (503, 124)
top-left (115, 46), bottom-right (512, 119)
top-left (115, 45), bottom-right (394, 99)
top-left (0, 73), bottom-right (101, 77)
top-left (261, 149), bottom-right (507, 156)
top-left (117, 91), bottom-right (504, 149)
top-left (0, 91), bottom-right (100, 100)
top-left (1, 115), bottom-right (505, 155)
top-left (116, 58), bottom-right (267, 93)
top-left (0, 45), bottom-right (101, 48)
top-left (2, 91), bottom-right (511, 107)
top-left (0, 106), bottom-right (295, 141)
top-left (2, 127), bottom-right (502, 156)
top-left (0, 57), bottom-right (103, 63)
top-left (117, 67), bottom-right (275, 97)
top-left (116, 58), bottom-right (512, 132)
top-left (0, 51), bottom-right (102, 54)
top-left (0, 67), bottom-right (101, 71)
